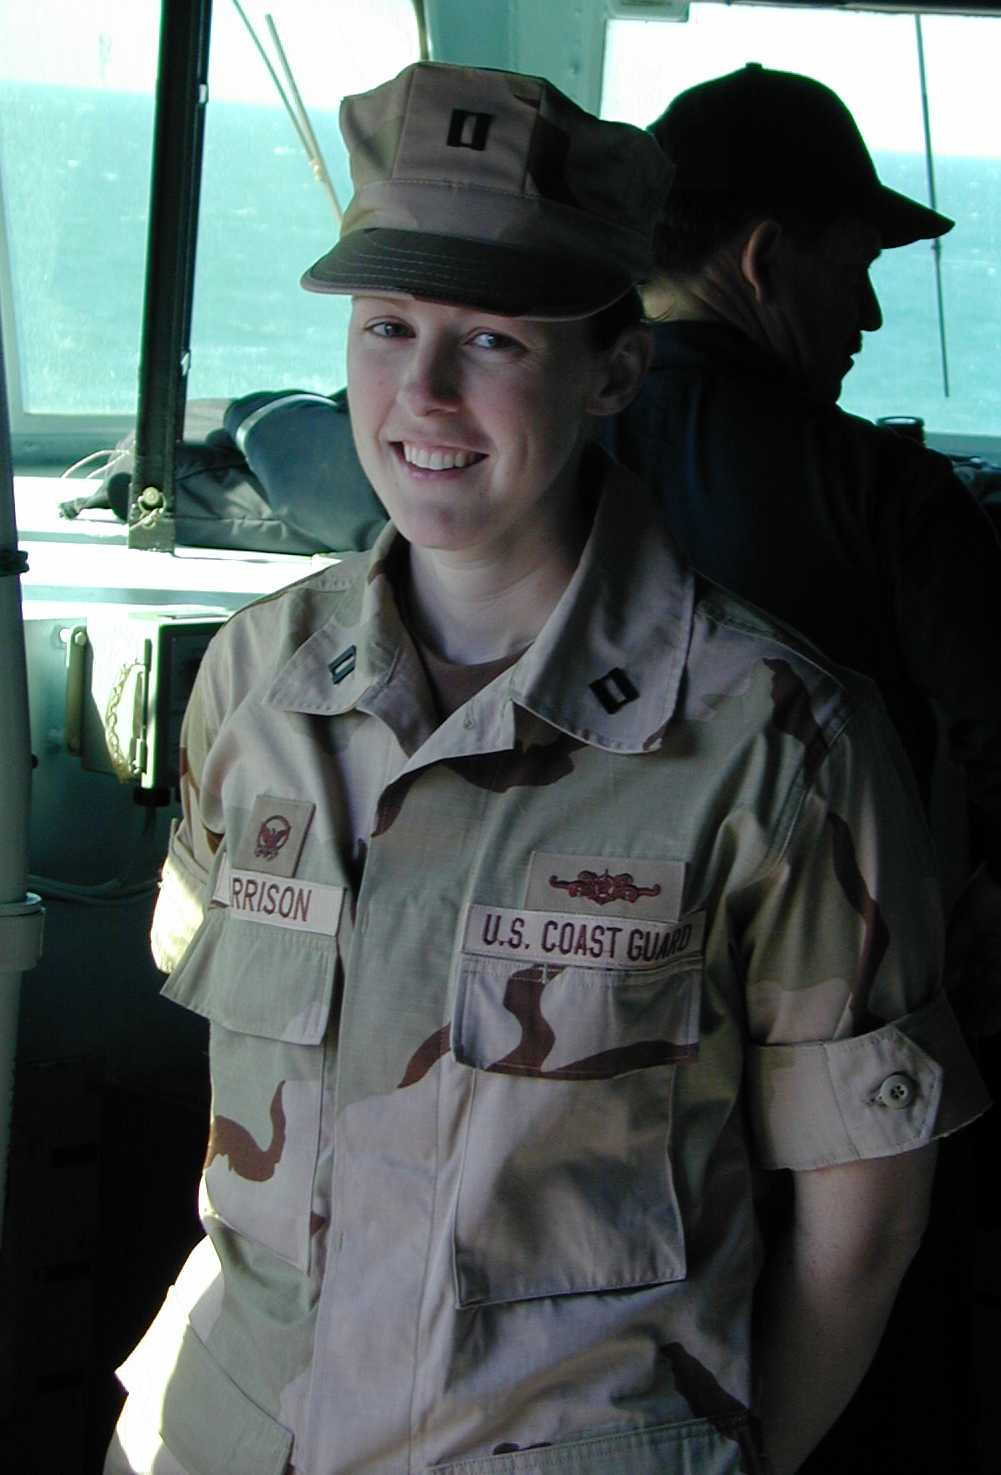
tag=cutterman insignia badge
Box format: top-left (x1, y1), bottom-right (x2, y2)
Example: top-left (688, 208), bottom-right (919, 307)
top-left (527, 851), bottom-right (686, 922)
top-left (549, 868), bottom-right (661, 906)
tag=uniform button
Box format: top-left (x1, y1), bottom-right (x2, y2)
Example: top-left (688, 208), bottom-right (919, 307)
top-left (875, 1072), bottom-right (917, 1108)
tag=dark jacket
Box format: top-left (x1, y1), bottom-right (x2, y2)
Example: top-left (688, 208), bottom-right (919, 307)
top-left (604, 319), bottom-right (1001, 881)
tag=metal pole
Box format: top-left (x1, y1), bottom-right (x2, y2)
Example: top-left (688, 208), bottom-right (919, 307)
top-left (128, 0), bottom-right (213, 551)
top-left (0, 299), bottom-right (45, 1247)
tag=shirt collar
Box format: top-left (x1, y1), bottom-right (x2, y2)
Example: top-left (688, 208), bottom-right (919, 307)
top-left (509, 460), bottom-right (692, 752)
top-left (265, 456), bottom-right (694, 755)
top-left (264, 517), bottom-right (407, 718)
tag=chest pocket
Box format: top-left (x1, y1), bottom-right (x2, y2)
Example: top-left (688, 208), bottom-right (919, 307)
top-left (449, 939), bottom-right (702, 1307)
top-left (162, 904), bottom-right (339, 1273)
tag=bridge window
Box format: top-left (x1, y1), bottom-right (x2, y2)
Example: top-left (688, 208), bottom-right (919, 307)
top-left (0, 0), bottom-right (419, 463)
top-left (0, 0), bottom-right (158, 425)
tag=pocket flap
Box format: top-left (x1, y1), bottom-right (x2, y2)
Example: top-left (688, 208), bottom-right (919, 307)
top-left (453, 948), bottom-right (702, 1080)
top-left (161, 1323), bottom-right (293, 1475)
top-left (163, 906), bottom-right (337, 1045)
top-left (429, 1413), bottom-right (758, 1473)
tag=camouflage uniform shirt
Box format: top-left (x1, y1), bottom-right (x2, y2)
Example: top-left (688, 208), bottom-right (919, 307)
top-left (111, 459), bottom-right (987, 1475)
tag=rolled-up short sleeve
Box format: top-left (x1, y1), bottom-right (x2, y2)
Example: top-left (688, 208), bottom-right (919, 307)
top-left (748, 993), bottom-right (989, 1169)
top-left (151, 636), bottom-right (227, 974)
top-left (736, 688), bottom-right (989, 1170)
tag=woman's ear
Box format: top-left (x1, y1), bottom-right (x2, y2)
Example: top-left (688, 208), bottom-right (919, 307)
top-left (740, 218), bottom-right (784, 305)
top-left (587, 325), bottom-right (653, 417)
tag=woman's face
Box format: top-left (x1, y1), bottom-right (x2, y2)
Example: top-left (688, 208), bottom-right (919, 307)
top-left (346, 296), bottom-right (619, 561)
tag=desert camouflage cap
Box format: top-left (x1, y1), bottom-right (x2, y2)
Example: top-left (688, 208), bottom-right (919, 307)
top-left (302, 62), bottom-right (670, 319)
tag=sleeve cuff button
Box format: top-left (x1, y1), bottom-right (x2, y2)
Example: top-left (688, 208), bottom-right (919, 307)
top-left (874, 1072), bottom-right (917, 1109)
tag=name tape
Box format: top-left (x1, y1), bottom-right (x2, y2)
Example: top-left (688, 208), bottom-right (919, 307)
top-left (212, 857), bottom-right (344, 937)
top-left (463, 903), bottom-right (705, 972)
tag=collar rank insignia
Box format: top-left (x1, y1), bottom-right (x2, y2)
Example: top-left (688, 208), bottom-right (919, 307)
top-left (590, 667), bottom-right (638, 713)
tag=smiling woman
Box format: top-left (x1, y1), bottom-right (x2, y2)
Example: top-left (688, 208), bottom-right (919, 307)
top-left (104, 56), bottom-right (987, 1475)
top-left (295, 60), bottom-right (655, 661)
top-left (343, 297), bottom-right (641, 650)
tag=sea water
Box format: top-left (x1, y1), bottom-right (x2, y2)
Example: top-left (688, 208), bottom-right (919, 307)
top-left (1, 82), bottom-right (353, 418)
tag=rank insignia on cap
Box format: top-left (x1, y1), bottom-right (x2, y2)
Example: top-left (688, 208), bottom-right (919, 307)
top-left (447, 109), bottom-right (492, 150)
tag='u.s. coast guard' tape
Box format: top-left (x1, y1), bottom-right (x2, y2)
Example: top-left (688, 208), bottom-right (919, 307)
top-left (463, 903), bottom-right (705, 972)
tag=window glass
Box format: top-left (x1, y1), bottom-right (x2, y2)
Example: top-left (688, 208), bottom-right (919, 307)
top-left (0, 0), bottom-right (419, 424)
top-left (189, 0), bottom-right (419, 401)
top-left (0, 0), bottom-right (158, 415)
top-left (602, 3), bottom-right (1001, 441)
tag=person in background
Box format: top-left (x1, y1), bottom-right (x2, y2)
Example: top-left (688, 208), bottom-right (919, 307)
top-left (608, 65), bottom-right (1001, 1006)
top-left (602, 63), bottom-right (1001, 1474)
top-left (105, 62), bottom-right (986, 1475)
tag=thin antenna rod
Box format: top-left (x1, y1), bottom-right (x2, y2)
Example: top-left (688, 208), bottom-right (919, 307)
top-left (229, 0), bottom-right (341, 223)
top-left (265, 13), bottom-right (343, 222)
top-left (230, 0), bottom-right (310, 155)
top-left (915, 14), bottom-right (950, 398)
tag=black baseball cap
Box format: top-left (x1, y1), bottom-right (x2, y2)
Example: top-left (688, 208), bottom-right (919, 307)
top-left (649, 63), bottom-right (953, 248)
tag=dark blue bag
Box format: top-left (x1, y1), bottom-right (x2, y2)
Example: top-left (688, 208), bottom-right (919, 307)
top-left (61, 390), bottom-right (388, 555)
top-left (223, 388), bottom-right (387, 553)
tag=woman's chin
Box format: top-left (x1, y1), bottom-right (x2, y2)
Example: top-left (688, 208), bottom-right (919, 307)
top-left (393, 508), bottom-right (488, 555)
